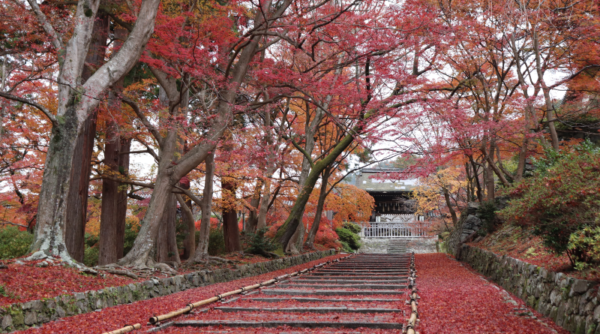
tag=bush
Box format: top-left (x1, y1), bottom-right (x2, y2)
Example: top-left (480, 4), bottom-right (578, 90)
top-left (499, 140), bottom-right (600, 264)
top-left (342, 222), bottom-right (362, 234)
top-left (335, 227), bottom-right (361, 251)
top-left (245, 228), bottom-right (278, 257)
top-left (83, 246), bottom-right (99, 267)
top-left (339, 241), bottom-right (353, 253)
top-left (0, 226), bottom-right (33, 259)
top-left (568, 225), bottom-right (600, 270)
top-left (208, 228), bottom-right (226, 255)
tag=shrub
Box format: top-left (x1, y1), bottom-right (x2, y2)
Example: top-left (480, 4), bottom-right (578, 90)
top-left (499, 140), bottom-right (600, 264)
top-left (245, 228), bottom-right (278, 257)
top-left (342, 222), bottom-right (362, 234)
top-left (83, 246), bottom-right (99, 267)
top-left (208, 228), bottom-right (226, 255)
top-left (0, 226), bottom-right (33, 259)
top-left (335, 227), bottom-right (361, 251)
top-left (568, 225), bottom-right (600, 270)
top-left (339, 241), bottom-right (353, 253)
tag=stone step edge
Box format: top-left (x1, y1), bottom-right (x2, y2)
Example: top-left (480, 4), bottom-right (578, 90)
top-left (171, 320), bottom-right (403, 329)
top-left (0, 249), bottom-right (338, 334)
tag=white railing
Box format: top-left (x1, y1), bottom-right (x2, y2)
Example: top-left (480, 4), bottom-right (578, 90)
top-left (362, 222), bottom-right (430, 238)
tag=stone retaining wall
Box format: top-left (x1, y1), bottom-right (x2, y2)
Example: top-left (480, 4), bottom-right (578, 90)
top-left (0, 249), bottom-right (336, 333)
top-left (457, 244), bottom-right (600, 334)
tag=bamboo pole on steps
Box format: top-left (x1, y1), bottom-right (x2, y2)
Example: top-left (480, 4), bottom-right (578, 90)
top-left (102, 253), bottom-right (351, 333)
top-left (102, 323), bottom-right (141, 334)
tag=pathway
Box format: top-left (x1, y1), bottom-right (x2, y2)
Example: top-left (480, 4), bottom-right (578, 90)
top-left (157, 254), bottom-right (411, 332)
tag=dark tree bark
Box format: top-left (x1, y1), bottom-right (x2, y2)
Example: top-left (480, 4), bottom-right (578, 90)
top-left (156, 194), bottom-right (180, 264)
top-left (179, 197), bottom-right (195, 260)
top-left (222, 179), bottom-right (241, 253)
top-left (98, 130), bottom-right (131, 265)
top-left (64, 13), bottom-right (109, 262)
top-left (98, 25), bottom-right (131, 265)
top-left (304, 168), bottom-right (331, 249)
top-left (193, 153), bottom-right (214, 262)
top-left (244, 181), bottom-right (262, 233)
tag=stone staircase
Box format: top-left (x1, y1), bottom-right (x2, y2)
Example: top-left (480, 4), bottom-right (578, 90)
top-left (386, 240), bottom-right (408, 254)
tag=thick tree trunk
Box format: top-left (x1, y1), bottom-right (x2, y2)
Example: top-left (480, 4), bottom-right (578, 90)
top-left (156, 194), bottom-right (180, 264)
top-left (117, 129), bottom-right (179, 267)
top-left (98, 118), bottom-right (123, 265)
top-left (30, 107), bottom-right (82, 261)
top-left (193, 153), bottom-right (214, 262)
top-left (222, 180), bottom-right (241, 253)
top-left (28, 0), bottom-right (161, 263)
top-left (304, 169), bottom-right (331, 249)
top-left (179, 197), bottom-right (195, 260)
top-left (64, 12), bottom-right (109, 262)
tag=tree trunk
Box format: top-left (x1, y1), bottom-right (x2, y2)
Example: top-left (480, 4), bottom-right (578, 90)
top-left (221, 179), bottom-right (241, 253)
top-left (256, 177), bottom-right (272, 231)
top-left (304, 168), bottom-right (331, 249)
top-left (64, 12), bottom-right (109, 262)
top-left (28, 0), bottom-right (161, 263)
top-left (115, 137), bottom-right (131, 258)
top-left (29, 108), bottom-right (83, 261)
top-left (485, 159), bottom-right (495, 202)
top-left (278, 129), bottom-right (357, 251)
top-left (179, 197), bottom-right (195, 260)
top-left (193, 153), bottom-right (214, 262)
top-left (443, 188), bottom-right (458, 226)
top-left (245, 181), bottom-right (262, 232)
top-left (156, 194), bottom-right (180, 264)
top-left (118, 3), bottom-right (290, 267)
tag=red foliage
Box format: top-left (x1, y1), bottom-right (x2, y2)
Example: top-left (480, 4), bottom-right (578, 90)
top-left (18, 254), bottom-right (345, 334)
top-left (194, 217), bottom-right (219, 231)
top-left (0, 262), bottom-right (135, 307)
top-left (416, 254), bottom-right (569, 334)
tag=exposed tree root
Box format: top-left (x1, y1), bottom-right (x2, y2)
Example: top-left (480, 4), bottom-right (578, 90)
top-left (95, 265), bottom-right (139, 279)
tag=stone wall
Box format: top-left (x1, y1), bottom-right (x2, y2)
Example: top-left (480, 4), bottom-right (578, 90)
top-left (446, 203), bottom-right (480, 255)
top-left (0, 249), bottom-right (336, 333)
top-left (457, 244), bottom-right (600, 334)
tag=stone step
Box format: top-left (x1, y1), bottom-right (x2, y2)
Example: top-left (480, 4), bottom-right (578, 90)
top-left (173, 320), bottom-right (403, 330)
top-left (248, 297), bottom-right (400, 303)
top-left (291, 279), bottom-right (408, 284)
top-left (262, 289), bottom-right (405, 296)
top-left (213, 306), bottom-right (404, 313)
top-left (276, 284), bottom-right (407, 290)
top-left (301, 275), bottom-right (407, 280)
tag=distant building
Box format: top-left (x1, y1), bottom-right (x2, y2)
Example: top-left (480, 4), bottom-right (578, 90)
top-left (354, 167), bottom-right (419, 223)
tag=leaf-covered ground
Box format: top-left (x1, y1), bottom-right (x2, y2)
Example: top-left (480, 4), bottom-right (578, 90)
top-left (0, 252), bottom-right (312, 307)
top-left (417, 253), bottom-right (569, 334)
top-left (15, 254), bottom-right (346, 334)
top-left (469, 224), bottom-right (600, 280)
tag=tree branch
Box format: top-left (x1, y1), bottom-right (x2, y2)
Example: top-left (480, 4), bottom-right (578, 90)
top-left (0, 91), bottom-right (58, 127)
top-left (25, 0), bottom-right (63, 50)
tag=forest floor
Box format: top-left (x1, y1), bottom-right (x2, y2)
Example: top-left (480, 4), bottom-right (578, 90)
top-left (0, 251), bottom-right (325, 308)
top-left (14, 253), bottom-right (346, 334)
top-left (468, 224), bottom-right (600, 281)
top-left (417, 253), bottom-right (568, 334)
